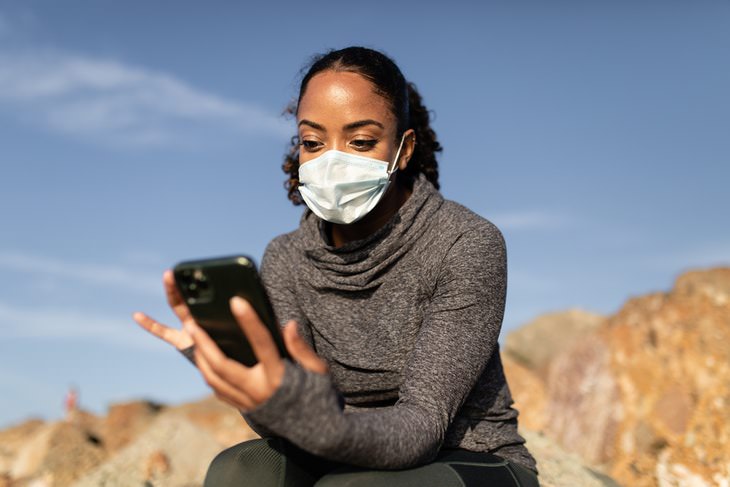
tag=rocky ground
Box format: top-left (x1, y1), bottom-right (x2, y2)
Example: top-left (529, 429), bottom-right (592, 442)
top-left (2, 267), bottom-right (727, 486)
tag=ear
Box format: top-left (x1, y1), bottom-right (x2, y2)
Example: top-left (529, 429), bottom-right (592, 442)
top-left (398, 129), bottom-right (417, 171)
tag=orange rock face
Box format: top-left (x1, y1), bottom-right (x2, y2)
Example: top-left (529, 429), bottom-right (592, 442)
top-left (604, 268), bottom-right (730, 486)
top-left (504, 267), bottom-right (730, 487)
top-left (502, 354), bottom-right (548, 432)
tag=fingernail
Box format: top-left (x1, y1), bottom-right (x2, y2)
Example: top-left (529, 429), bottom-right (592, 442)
top-left (230, 296), bottom-right (247, 313)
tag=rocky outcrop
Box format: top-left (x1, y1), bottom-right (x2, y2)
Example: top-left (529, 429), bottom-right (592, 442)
top-left (9, 421), bottom-right (106, 486)
top-left (0, 397), bottom-right (257, 487)
top-left (521, 430), bottom-right (622, 487)
top-left (504, 309), bottom-right (605, 379)
top-left (0, 419), bottom-right (45, 475)
top-left (504, 267), bottom-right (730, 487)
top-left (101, 401), bottom-right (164, 453)
top-left (543, 332), bottom-right (620, 466)
top-left (502, 354), bottom-right (548, 432)
top-left (1, 395), bottom-right (620, 486)
top-left (73, 414), bottom-right (227, 486)
top-left (604, 268), bottom-right (730, 486)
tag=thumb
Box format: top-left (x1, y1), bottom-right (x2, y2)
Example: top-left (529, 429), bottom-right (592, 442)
top-left (283, 321), bottom-right (328, 374)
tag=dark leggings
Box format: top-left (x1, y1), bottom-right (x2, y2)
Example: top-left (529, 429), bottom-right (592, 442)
top-left (203, 438), bottom-right (540, 487)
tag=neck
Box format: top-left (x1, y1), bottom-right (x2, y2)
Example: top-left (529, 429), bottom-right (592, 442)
top-left (330, 178), bottom-right (412, 248)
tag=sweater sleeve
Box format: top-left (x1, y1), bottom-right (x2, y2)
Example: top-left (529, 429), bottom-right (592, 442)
top-left (247, 227), bottom-right (507, 469)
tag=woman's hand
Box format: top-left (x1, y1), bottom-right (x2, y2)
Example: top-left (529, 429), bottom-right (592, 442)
top-left (132, 270), bottom-right (194, 351)
top-left (187, 296), bottom-right (328, 412)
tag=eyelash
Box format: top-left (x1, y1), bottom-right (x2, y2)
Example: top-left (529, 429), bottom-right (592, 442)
top-left (299, 140), bottom-right (322, 151)
top-left (298, 138), bottom-right (379, 153)
top-left (351, 139), bottom-right (378, 150)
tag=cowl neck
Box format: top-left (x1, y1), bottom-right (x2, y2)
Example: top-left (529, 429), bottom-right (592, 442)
top-left (297, 175), bottom-right (443, 292)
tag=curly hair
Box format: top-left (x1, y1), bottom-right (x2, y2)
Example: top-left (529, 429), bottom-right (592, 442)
top-left (282, 47), bottom-right (442, 205)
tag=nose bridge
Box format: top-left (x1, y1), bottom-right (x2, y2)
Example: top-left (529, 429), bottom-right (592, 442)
top-left (328, 134), bottom-right (347, 152)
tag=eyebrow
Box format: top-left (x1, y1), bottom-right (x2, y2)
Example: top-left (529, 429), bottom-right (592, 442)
top-left (298, 119), bottom-right (326, 131)
top-left (344, 119), bottom-right (385, 131)
top-left (297, 119), bottom-right (385, 132)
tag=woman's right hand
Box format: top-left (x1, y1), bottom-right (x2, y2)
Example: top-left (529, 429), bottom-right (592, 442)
top-left (132, 270), bottom-right (195, 351)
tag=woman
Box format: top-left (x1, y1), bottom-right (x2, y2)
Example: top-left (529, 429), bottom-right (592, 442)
top-left (134, 46), bottom-right (539, 487)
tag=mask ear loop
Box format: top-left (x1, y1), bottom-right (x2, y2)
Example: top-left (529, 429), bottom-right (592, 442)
top-left (387, 133), bottom-right (407, 174)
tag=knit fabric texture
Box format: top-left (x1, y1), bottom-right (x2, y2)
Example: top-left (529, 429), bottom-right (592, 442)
top-left (243, 175), bottom-right (537, 473)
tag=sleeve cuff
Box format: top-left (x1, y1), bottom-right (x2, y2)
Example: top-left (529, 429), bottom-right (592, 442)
top-left (179, 345), bottom-right (196, 366)
top-left (246, 360), bottom-right (343, 445)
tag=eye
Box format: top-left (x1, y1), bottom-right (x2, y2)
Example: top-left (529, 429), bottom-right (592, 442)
top-left (350, 138), bottom-right (378, 151)
top-left (299, 139), bottom-right (324, 152)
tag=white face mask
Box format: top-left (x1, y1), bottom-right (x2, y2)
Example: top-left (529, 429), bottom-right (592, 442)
top-left (298, 135), bottom-right (406, 225)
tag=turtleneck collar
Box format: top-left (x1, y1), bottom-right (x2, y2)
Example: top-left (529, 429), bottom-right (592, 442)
top-left (295, 175), bottom-right (444, 292)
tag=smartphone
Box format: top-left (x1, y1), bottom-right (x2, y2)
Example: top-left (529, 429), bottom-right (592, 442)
top-left (173, 255), bottom-right (289, 367)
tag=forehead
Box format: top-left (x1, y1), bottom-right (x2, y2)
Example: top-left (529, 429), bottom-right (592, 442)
top-left (298, 71), bottom-right (395, 126)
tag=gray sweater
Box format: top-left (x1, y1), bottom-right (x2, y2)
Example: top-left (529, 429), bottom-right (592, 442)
top-left (184, 175), bottom-right (536, 472)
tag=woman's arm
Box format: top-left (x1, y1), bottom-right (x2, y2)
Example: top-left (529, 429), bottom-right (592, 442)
top-left (246, 227), bottom-right (507, 469)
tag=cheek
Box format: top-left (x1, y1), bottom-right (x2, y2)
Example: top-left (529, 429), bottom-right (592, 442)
top-left (298, 152), bottom-right (316, 165)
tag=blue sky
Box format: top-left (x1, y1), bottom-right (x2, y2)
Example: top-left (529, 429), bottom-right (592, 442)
top-left (1, 1), bottom-right (728, 428)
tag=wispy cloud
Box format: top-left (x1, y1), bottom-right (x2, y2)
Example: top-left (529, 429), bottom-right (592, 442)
top-left (0, 301), bottom-right (159, 350)
top-left (0, 250), bottom-right (161, 295)
top-left (0, 48), bottom-right (291, 146)
top-left (490, 210), bottom-right (572, 231)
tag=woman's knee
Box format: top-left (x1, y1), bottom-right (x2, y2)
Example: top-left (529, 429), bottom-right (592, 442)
top-left (204, 438), bottom-right (285, 487)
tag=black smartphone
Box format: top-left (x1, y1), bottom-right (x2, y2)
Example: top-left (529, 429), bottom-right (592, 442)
top-left (173, 255), bottom-right (289, 367)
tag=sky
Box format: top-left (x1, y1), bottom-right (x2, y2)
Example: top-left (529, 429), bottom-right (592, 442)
top-left (1, 0), bottom-right (728, 428)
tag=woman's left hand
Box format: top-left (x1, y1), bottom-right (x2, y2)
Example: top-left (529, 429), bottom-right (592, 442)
top-left (186, 296), bottom-right (328, 412)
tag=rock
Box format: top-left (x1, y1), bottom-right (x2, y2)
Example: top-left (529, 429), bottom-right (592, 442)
top-left (66, 409), bottom-right (104, 443)
top-left (523, 430), bottom-right (621, 487)
top-left (101, 400), bottom-right (164, 453)
top-left (143, 450), bottom-right (171, 480)
top-left (502, 268), bottom-right (730, 486)
top-left (0, 396), bottom-right (255, 487)
top-left (603, 268), bottom-right (730, 486)
top-left (11, 422), bottom-right (106, 486)
top-left (70, 396), bottom-right (256, 486)
top-left (0, 419), bottom-right (45, 475)
top-left (504, 309), bottom-right (605, 378)
top-left (72, 413), bottom-right (223, 487)
top-left (501, 354), bottom-right (548, 432)
top-left (673, 268), bottom-right (730, 305)
top-left (543, 332), bottom-right (621, 466)
top-left (164, 395), bottom-right (258, 448)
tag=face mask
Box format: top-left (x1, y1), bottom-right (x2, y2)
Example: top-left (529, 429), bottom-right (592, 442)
top-left (298, 135), bottom-right (406, 225)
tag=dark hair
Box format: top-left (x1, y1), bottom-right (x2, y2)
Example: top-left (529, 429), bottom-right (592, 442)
top-left (282, 46), bottom-right (442, 205)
